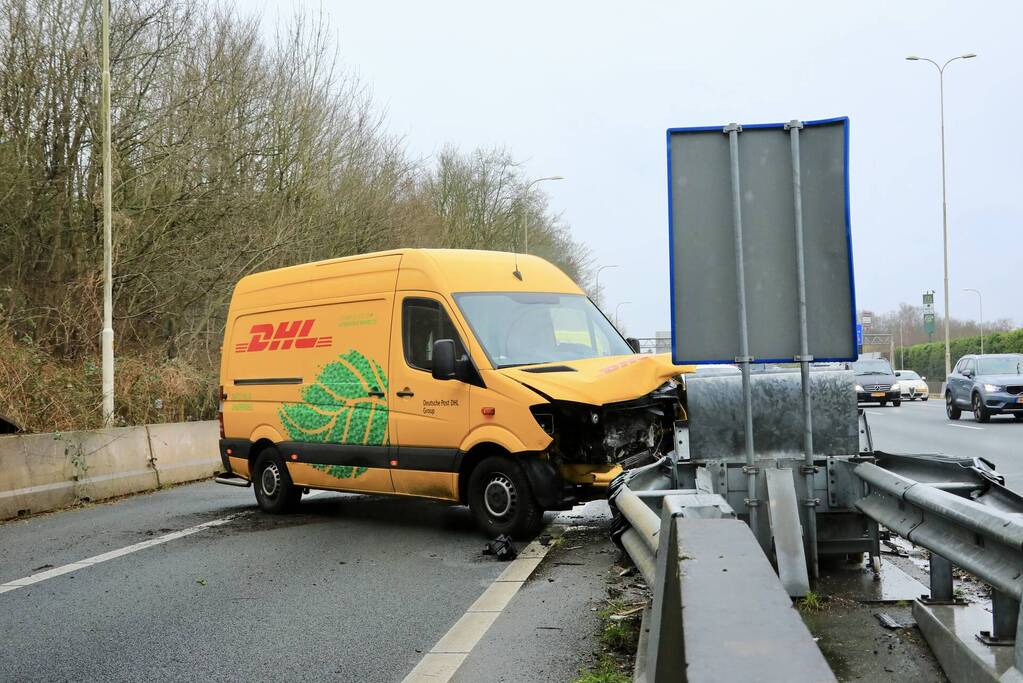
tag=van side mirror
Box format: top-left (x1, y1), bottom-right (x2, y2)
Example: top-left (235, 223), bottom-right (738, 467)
top-left (895, 371), bottom-right (902, 377)
top-left (432, 339), bottom-right (456, 380)
top-left (626, 337), bottom-right (641, 353)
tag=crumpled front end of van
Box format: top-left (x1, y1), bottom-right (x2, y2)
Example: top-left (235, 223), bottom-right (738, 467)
top-left (498, 354), bottom-right (692, 489)
top-left (529, 380), bottom-right (683, 471)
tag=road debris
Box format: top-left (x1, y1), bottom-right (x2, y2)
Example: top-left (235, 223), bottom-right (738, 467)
top-left (874, 612), bottom-right (913, 630)
top-left (483, 534), bottom-right (517, 561)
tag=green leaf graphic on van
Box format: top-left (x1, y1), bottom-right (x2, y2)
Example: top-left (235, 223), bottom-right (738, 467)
top-left (278, 350), bottom-right (388, 479)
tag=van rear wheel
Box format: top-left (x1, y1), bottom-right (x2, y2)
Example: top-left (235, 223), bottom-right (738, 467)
top-left (253, 447), bottom-right (301, 514)
top-left (468, 456), bottom-right (544, 540)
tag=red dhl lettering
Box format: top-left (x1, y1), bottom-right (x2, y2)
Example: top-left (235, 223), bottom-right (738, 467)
top-left (234, 319), bottom-right (332, 353)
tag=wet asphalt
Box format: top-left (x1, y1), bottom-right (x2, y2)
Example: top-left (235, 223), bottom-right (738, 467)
top-left (0, 483), bottom-right (514, 682)
top-left (861, 398), bottom-right (1023, 490)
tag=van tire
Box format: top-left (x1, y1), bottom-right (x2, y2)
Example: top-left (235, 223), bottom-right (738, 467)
top-left (468, 456), bottom-right (544, 540)
top-left (253, 447), bottom-right (301, 514)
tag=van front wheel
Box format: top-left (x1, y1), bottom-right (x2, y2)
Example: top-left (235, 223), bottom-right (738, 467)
top-left (253, 448), bottom-right (301, 514)
top-left (468, 456), bottom-right (544, 540)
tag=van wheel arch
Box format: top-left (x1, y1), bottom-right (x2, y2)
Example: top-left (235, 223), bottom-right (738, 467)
top-left (458, 443), bottom-right (510, 504)
top-left (248, 438), bottom-right (277, 475)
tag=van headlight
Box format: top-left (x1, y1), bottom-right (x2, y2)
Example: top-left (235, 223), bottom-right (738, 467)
top-left (855, 384), bottom-right (864, 392)
top-left (984, 383), bottom-right (1003, 392)
top-left (531, 408), bottom-right (556, 435)
top-left (891, 382), bottom-right (901, 392)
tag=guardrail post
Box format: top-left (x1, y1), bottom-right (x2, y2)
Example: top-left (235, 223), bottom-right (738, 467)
top-left (1016, 607), bottom-right (1023, 672)
top-left (978, 589), bottom-right (1019, 645)
top-left (926, 553), bottom-right (954, 603)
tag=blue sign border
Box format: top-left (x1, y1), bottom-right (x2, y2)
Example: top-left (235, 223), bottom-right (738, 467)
top-left (665, 116), bottom-right (857, 365)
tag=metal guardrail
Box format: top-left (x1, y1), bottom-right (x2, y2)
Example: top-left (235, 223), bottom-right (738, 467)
top-left (610, 482), bottom-right (836, 682)
top-left (854, 461), bottom-right (1023, 675)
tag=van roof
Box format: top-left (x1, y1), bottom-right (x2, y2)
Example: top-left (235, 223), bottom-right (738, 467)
top-left (233, 248), bottom-right (584, 298)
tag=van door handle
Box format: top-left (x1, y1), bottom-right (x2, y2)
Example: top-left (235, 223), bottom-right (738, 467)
top-left (396, 388), bottom-right (415, 398)
top-left (367, 389), bottom-right (385, 398)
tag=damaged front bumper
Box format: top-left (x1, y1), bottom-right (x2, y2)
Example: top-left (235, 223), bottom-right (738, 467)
top-left (529, 380), bottom-right (685, 503)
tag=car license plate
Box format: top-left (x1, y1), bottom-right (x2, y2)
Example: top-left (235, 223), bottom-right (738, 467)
top-left (1017, 397), bottom-right (1023, 404)
top-left (871, 392), bottom-right (885, 397)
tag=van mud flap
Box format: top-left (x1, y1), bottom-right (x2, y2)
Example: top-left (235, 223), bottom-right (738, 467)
top-left (521, 458), bottom-right (574, 510)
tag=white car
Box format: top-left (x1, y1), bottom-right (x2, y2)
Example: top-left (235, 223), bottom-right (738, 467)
top-left (895, 369), bottom-right (929, 401)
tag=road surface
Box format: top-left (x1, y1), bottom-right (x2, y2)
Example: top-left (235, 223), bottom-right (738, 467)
top-left (862, 398), bottom-right (1023, 490)
top-left (0, 482), bottom-right (609, 682)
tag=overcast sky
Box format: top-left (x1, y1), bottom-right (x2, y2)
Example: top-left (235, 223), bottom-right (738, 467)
top-left (243, 0), bottom-right (1021, 337)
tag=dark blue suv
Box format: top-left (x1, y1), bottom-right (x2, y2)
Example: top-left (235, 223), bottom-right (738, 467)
top-left (945, 354), bottom-right (1023, 422)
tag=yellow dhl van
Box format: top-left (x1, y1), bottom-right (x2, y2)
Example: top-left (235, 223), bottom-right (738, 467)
top-left (216, 249), bottom-right (692, 538)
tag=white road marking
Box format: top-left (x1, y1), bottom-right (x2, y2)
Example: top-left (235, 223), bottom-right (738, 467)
top-left (947, 423), bottom-right (984, 431)
top-left (0, 489), bottom-right (329, 596)
top-left (0, 514), bottom-right (239, 594)
top-left (401, 530), bottom-right (558, 683)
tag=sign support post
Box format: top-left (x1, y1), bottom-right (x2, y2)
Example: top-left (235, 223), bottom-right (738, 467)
top-left (786, 120), bottom-right (819, 578)
top-left (725, 122), bottom-right (759, 537)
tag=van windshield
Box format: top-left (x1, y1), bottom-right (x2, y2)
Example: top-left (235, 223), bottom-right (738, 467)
top-left (453, 292), bottom-right (633, 368)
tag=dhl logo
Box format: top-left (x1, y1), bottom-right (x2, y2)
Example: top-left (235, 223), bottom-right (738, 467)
top-left (235, 320), bottom-right (332, 353)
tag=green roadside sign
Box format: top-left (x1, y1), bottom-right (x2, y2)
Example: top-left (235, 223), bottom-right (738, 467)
top-left (923, 291), bottom-right (935, 337)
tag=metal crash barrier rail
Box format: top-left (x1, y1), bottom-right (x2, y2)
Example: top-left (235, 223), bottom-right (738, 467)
top-left (854, 461), bottom-right (1023, 677)
top-left (609, 368), bottom-right (1023, 682)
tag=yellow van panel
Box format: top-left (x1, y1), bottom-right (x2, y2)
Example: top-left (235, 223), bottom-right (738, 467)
top-left (227, 456), bottom-right (250, 478)
top-left (391, 470), bottom-right (458, 501)
top-left (394, 251), bottom-right (582, 296)
top-left (222, 296), bottom-right (393, 451)
top-left (231, 254), bottom-right (401, 313)
top-left (286, 462), bottom-right (394, 494)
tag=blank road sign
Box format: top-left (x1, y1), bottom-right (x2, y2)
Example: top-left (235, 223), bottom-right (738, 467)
top-left (667, 118), bottom-right (856, 364)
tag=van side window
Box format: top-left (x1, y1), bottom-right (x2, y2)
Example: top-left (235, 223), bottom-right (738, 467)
top-left (403, 298), bottom-right (467, 372)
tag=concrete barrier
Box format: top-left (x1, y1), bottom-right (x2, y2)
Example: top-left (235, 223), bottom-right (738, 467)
top-left (0, 421), bottom-right (218, 521)
top-left (146, 422), bottom-right (221, 486)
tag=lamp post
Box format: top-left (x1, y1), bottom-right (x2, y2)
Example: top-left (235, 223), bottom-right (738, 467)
top-left (520, 175), bottom-right (564, 253)
top-left (101, 0), bottom-right (115, 425)
top-left (899, 319), bottom-right (904, 369)
top-left (963, 288), bottom-right (983, 354)
top-left (614, 301), bottom-right (631, 330)
top-left (905, 52), bottom-right (976, 377)
top-left (594, 264), bottom-right (618, 307)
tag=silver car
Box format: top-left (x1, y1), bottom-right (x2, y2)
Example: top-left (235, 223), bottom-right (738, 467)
top-left (945, 354), bottom-right (1023, 422)
top-left (894, 369), bottom-right (929, 401)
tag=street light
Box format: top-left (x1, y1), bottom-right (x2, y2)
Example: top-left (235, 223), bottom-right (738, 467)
top-left (906, 52), bottom-right (976, 377)
top-left (101, 0), bottom-right (115, 425)
top-left (520, 176), bottom-right (564, 253)
top-left (594, 264), bottom-right (618, 307)
top-left (614, 301), bottom-right (632, 329)
top-left (963, 288), bottom-right (983, 354)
